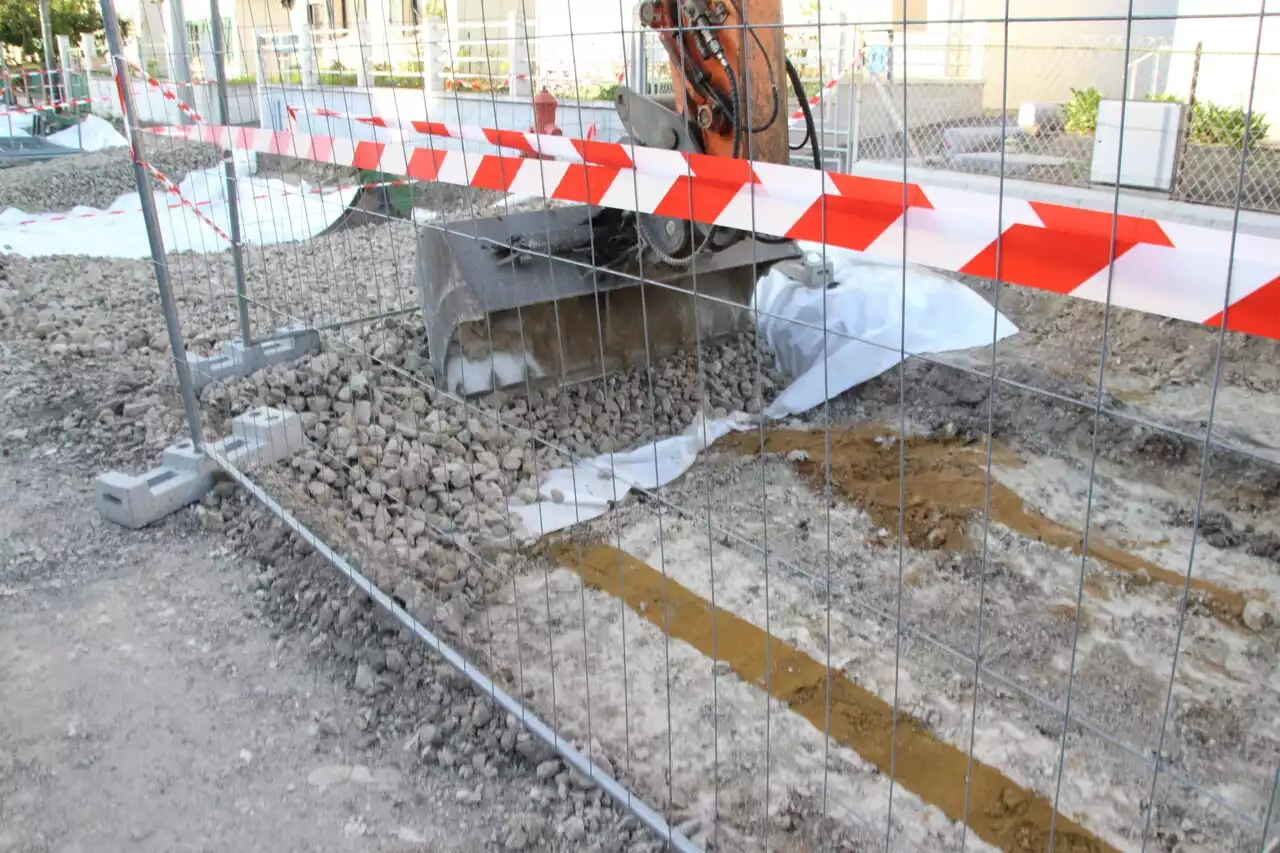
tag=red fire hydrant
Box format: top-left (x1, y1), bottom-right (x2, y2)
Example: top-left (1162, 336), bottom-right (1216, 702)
top-left (523, 87), bottom-right (562, 160)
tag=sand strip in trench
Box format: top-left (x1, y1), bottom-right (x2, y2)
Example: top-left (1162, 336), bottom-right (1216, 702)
top-left (547, 541), bottom-right (1119, 853)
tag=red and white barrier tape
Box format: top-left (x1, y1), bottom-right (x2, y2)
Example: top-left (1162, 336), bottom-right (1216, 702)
top-left (127, 60), bottom-right (205, 123)
top-left (0, 68), bottom-right (56, 80)
top-left (1, 95), bottom-right (114, 116)
top-left (788, 56), bottom-right (861, 127)
top-left (148, 120), bottom-right (1280, 341)
top-left (291, 103), bottom-right (609, 155)
top-left (140, 160), bottom-right (234, 244)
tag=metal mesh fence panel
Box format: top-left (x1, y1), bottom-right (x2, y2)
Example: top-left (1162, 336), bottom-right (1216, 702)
top-left (844, 25), bottom-right (1280, 213)
top-left (94, 0), bottom-right (1280, 850)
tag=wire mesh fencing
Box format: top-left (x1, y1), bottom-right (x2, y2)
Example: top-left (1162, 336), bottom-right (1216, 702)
top-left (96, 0), bottom-right (1280, 850)
top-left (841, 27), bottom-right (1280, 213)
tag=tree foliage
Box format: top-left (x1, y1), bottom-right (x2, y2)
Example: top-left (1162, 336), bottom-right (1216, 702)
top-left (0, 0), bottom-right (128, 64)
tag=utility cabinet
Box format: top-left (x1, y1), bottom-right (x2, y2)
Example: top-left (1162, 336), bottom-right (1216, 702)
top-left (1089, 99), bottom-right (1185, 192)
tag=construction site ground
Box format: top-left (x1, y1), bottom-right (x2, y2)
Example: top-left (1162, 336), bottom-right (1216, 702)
top-left (2, 141), bottom-right (1279, 852)
top-left (0, 449), bottom-right (540, 853)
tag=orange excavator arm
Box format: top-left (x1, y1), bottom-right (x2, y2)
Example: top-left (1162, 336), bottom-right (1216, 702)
top-left (637, 0), bottom-right (791, 165)
top-left (417, 0), bottom-right (824, 396)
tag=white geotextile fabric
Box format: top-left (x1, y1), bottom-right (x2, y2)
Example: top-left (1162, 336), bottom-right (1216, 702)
top-left (0, 109), bottom-right (35, 135)
top-left (0, 155), bottom-right (358, 258)
top-left (508, 245), bottom-right (1019, 538)
top-left (46, 115), bottom-right (129, 151)
top-left (0, 113), bottom-right (125, 149)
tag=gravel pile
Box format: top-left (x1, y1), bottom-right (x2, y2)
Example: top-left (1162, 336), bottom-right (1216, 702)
top-left (0, 174), bottom-right (727, 852)
top-left (0, 345), bottom-right (684, 852)
top-left (2, 230), bottom-right (786, 662)
top-left (0, 221), bottom-right (419, 359)
top-left (197, 312), bottom-right (789, 631)
top-left (193, 489), bottom-right (689, 851)
top-left (3, 211), bottom-right (789, 589)
top-left (0, 139), bottom-right (223, 212)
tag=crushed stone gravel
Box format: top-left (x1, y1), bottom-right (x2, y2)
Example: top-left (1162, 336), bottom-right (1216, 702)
top-left (0, 140), bottom-right (223, 213)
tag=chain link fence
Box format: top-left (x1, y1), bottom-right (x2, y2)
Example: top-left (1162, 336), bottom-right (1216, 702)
top-left (82, 0), bottom-right (1280, 850)
top-left (845, 30), bottom-right (1280, 213)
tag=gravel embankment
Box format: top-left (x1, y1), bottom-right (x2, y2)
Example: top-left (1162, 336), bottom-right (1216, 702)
top-left (0, 140), bottom-right (223, 212)
top-left (0, 150), bottom-right (712, 851)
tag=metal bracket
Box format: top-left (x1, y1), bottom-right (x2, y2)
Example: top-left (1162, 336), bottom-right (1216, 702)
top-left (775, 248), bottom-right (839, 289)
top-left (186, 326), bottom-right (321, 391)
top-left (614, 86), bottom-right (700, 154)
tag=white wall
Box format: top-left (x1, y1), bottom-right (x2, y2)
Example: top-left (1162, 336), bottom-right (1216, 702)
top-left (962, 0), bottom-right (1179, 110)
top-left (530, 0), bottom-right (632, 84)
top-left (1167, 0), bottom-right (1278, 135)
top-left (89, 74), bottom-right (258, 125)
top-left (112, 0), bottom-right (170, 75)
top-left (946, 0), bottom-right (1277, 136)
top-left (89, 75), bottom-right (183, 124)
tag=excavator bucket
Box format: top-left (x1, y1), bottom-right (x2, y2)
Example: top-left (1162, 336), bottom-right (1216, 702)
top-left (414, 205), bottom-right (799, 396)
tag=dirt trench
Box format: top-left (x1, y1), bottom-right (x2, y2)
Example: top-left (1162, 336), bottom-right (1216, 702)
top-left (718, 427), bottom-right (1253, 625)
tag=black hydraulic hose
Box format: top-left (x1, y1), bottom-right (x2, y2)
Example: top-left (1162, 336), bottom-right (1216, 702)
top-left (786, 57), bottom-right (822, 169)
top-left (756, 57), bottom-right (823, 245)
top-left (744, 25), bottom-right (780, 133)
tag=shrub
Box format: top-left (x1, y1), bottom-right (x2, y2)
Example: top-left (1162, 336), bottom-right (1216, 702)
top-left (1145, 93), bottom-right (1269, 149)
top-left (1064, 86), bottom-right (1103, 134)
top-left (317, 71), bottom-right (357, 87)
top-left (357, 169), bottom-right (414, 218)
top-left (1192, 101), bottom-right (1270, 149)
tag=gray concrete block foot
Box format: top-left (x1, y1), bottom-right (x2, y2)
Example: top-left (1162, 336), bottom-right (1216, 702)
top-left (96, 407), bottom-right (304, 529)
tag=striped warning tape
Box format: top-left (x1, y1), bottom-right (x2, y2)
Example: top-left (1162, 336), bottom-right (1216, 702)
top-left (0, 95), bottom-right (114, 115)
top-left (285, 103), bottom-right (613, 166)
top-left (292, 103), bottom-right (604, 150)
top-left (279, 104), bottom-right (656, 167)
top-left (0, 68), bottom-right (58, 80)
top-left (148, 120), bottom-right (1280, 340)
top-left (788, 56), bottom-right (861, 127)
top-left (127, 60), bottom-right (205, 123)
top-left (140, 160), bottom-right (234, 244)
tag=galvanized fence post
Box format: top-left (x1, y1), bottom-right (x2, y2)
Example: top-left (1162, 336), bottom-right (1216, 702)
top-left (208, 0), bottom-right (253, 348)
top-left (167, 0), bottom-right (194, 126)
top-left (98, 0), bottom-right (206, 452)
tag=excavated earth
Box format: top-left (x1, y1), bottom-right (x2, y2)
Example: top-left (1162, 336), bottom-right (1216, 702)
top-left (3, 144), bottom-right (1279, 852)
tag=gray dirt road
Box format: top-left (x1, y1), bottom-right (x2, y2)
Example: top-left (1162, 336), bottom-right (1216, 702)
top-left (0, 451), bottom-right (509, 853)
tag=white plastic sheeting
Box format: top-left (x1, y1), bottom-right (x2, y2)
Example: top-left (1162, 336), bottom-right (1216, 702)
top-left (508, 246), bottom-right (1019, 538)
top-left (0, 114), bottom-right (125, 149)
top-left (1, 156), bottom-right (358, 258)
top-left (0, 110), bottom-right (35, 136)
top-left (756, 251), bottom-right (1017, 418)
top-left (46, 115), bottom-right (129, 151)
